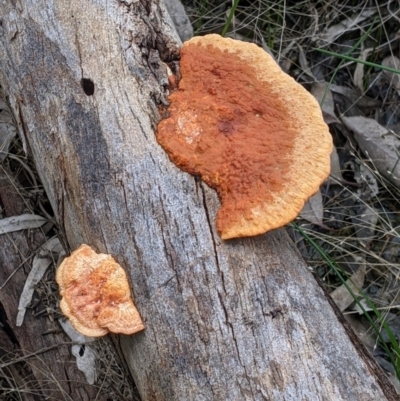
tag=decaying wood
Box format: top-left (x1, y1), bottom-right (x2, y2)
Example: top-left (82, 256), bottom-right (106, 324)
top-left (0, 165), bottom-right (108, 400)
top-left (0, 1), bottom-right (397, 400)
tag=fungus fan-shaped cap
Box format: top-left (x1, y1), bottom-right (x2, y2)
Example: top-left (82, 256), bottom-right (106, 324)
top-left (56, 244), bottom-right (144, 337)
top-left (157, 34), bottom-right (332, 239)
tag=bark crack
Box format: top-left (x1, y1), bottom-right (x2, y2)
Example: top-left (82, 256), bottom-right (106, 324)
top-left (199, 183), bottom-right (251, 382)
top-left (16, 101), bottom-right (29, 153)
top-left (199, 182), bottom-right (219, 271)
top-left (199, 182), bottom-right (251, 389)
top-left (73, 21), bottom-right (84, 78)
top-left (124, 89), bottom-right (149, 140)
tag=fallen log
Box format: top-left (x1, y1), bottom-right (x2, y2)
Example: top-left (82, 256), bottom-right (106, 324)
top-left (0, 1), bottom-right (397, 399)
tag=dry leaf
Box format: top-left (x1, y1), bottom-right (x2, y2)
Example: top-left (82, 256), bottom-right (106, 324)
top-left (331, 257), bottom-right (366, 312)
top-left (351, 205), bottom-right (378, 247)
top-left (342, 116), bottom-right (400, 186)
top-left (0, 105), bottom-right (17, 161)
top-left (16, 238), bottom-right (63, 326)
top-left (299, 190), bottom-right (324, 225)
top-left (71, 344), bottom-right (97, 385)
top-left (352, 298), bottom-right (372, 314)
top-left (329, 146), bottom-right (343, 182)
top-left (354, 162), bottom-right (379, 198)
top-left (58, 318), bottom-right (96, 344)
top-left (311, 82), bottom-right (339, 124)
top-left (297, 45), bottom-right (315, 80)
top-left (317, 9), bottom-right (376, 45)
top-left (330, 84), bottom-right (381, 109)
top-left (382, 55), bottom-right (400, 95)
top-left (0, 214), bottom-right (47, 234)
top-left (59, 298), bottom-right (98, 384)
top-left (279, 39), bottom-right (296, 72)
top-left (42, 236), bottom-right (64, 253)
top-left (353, 48), bottom-right (373, 92)
top-left (16, 252), bottom-right (52, 326)
top-left (344, 314), bottom-right (375, 349)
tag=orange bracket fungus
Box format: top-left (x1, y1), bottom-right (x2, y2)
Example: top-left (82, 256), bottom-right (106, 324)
top-left (56, 244), bottom-right (144, 337)
top-left (157, 34), bottom-right (332, 239)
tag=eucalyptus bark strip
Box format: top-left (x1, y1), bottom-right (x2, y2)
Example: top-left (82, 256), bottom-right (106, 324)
top-left (0, 1), bottom-right (397, 400)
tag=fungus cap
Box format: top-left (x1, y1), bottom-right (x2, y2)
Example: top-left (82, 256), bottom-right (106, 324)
top-left (56, 244), bottom-right (144, 337)
top-left (157, 34), bottom-right (332, 239)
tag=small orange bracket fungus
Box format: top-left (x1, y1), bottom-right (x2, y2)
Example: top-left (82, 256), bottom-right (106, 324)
top-left (56, 244), bottom-right (144, 337)
top-left (157, 34), bottom-right (332, 239)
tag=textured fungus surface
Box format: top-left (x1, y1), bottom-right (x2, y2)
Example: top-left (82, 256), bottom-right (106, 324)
top-left (157, 34), bottom-right (332, 239)
top-left (56, 244), bottom-right (144, 337)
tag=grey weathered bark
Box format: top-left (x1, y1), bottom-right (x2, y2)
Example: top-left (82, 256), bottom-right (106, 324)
top-left (0, 1), bottom-right (397, 400)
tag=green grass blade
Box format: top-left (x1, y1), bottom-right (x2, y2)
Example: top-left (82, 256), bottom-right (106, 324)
top-left (315, 48), bottom-right (400, 75)
top-left (293, 223), bottom-right (400, 377)
top-left (221, 0), bottom-right (240, 37)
